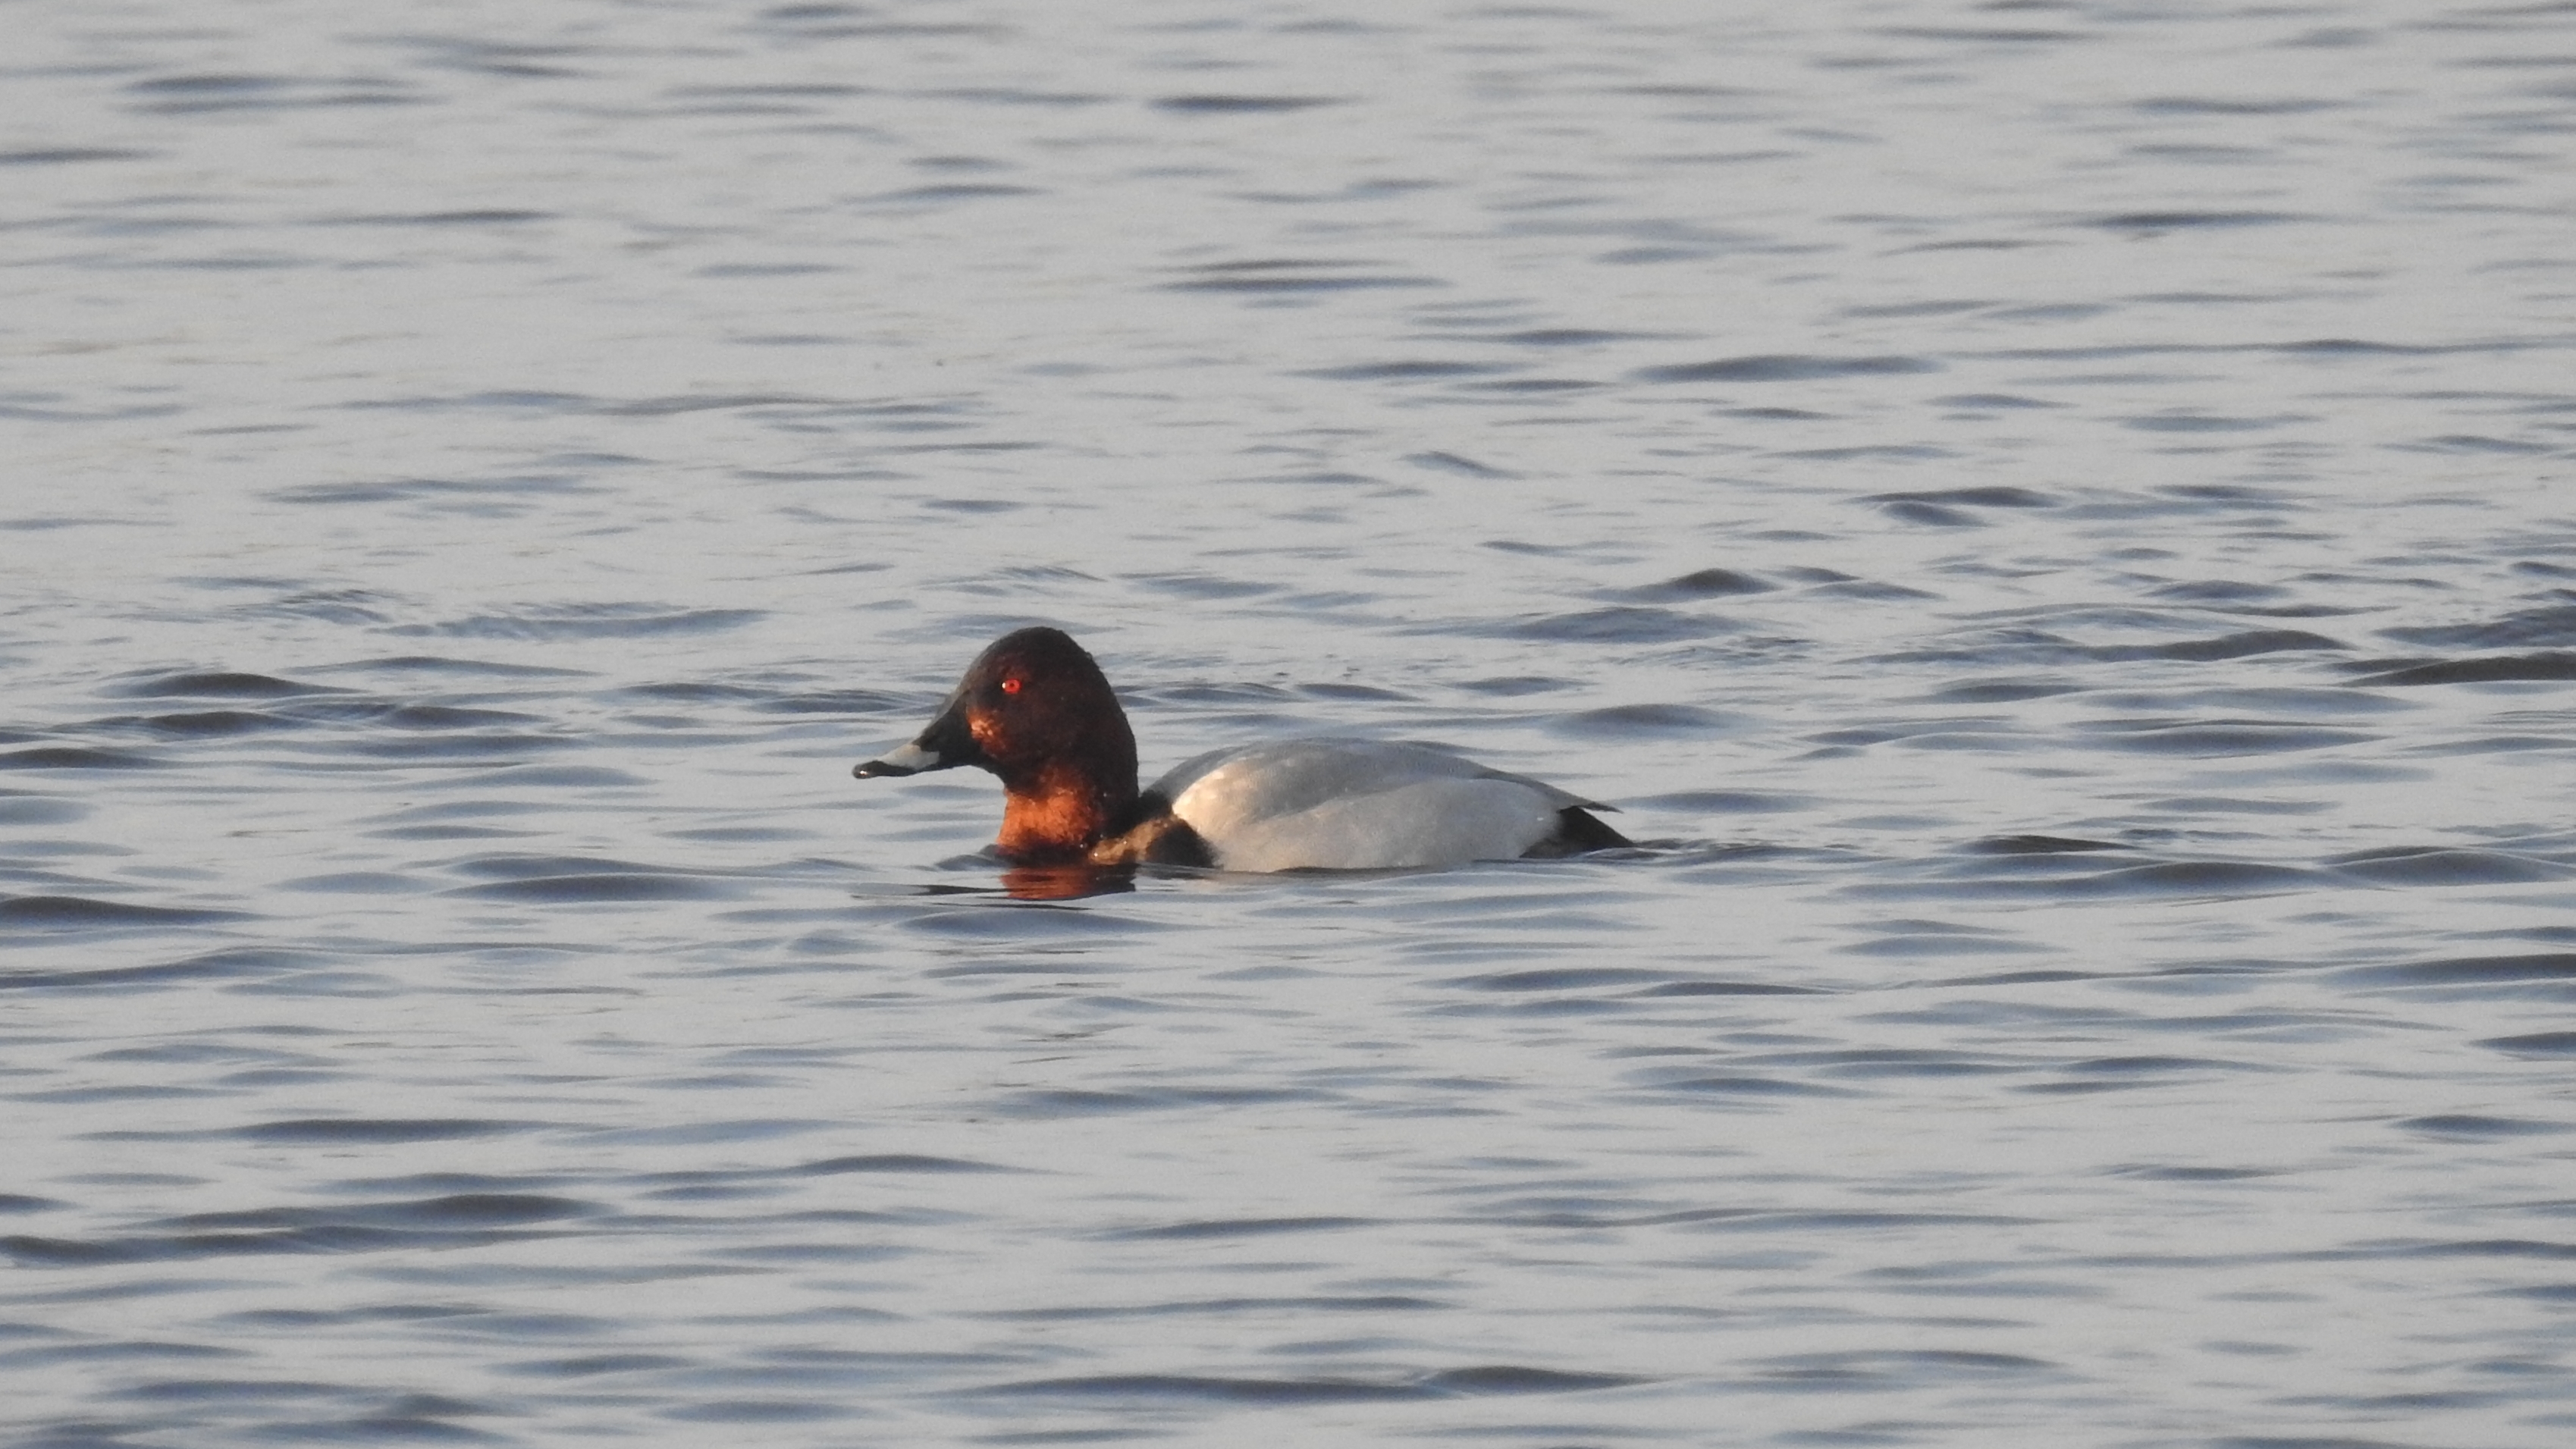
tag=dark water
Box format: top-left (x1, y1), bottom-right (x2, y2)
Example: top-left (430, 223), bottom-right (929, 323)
top-left (5, 2), bottom-right (2575, 1445)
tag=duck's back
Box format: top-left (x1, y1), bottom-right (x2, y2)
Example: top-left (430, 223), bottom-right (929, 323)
top-left (1150, 739), bottom-right (1605, 872)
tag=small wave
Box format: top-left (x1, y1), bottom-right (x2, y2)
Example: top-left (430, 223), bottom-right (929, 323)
top-left (1644, 1074), bottom-right (1862, 1099)
top-left (0, 147), bottom-right (153, 165)
top-left (383, 704), bottom-right (544, 729)
top-left (1883, 627), bottom-right (2351, 667)
top-left (2148, 629), bottom-right (2349, 661)
top-left (273, 475), bottom-right (596, 506)
top-left (2082, 209), bottom-right (2304, 231)
top-left (0, 947), bottom-right (309, 991)
top-left (277, 871), bottom-right (423, 894)
top-left (1799, 1048), bottom-right (2023, 1077)
top-left (899, 905), bottom-right (1168, 941)
top-left (127, 709), bottom-right (306, 739)
top-left (455, 853), bottom-right (687, 883)
top-left (2383, 601), bottom-right (2576, 651)
top-left (1843, 932), bottom-right (2047, 959)
top-left (1747, 1348), bottom-right (2059, 1385)
top-left (237, 1118), bottom-right (525, 1143)
top-left (340, 732), bottom-right (576, 763)
top-left (186, 1193), bottom-right (593, 1230)
top-left (872, 183), bottom-right (1038, 203)
top-left (982, 1294), bottom-right (1445, 1322)
top-left (1132, 572), bottom-right (1275, 601)
top-left (981, 1372), bottom-right (1420, 1404)
top-left (0, 795), bottom-right (86, 825)
top-left (433, 764), bottom-right (647, 789)
top-left (1492, 606), bottom-right (1740, 644)
top-left (2348, 651), bottom-right (2576, 686)
top-left (979, 1364), bottom-right (1639, 1403)
top-left (501, 1353), bottom-right (695, 1378)
top-left (1492, 328), bottom-right (1659, 347)
top-left (1153, 94), bottom-right (1339, 113)
top-left (2110, 1165), bottom-right (2279, 1181)
top-left (1936, 390), bottom-right (2060, 409)
top-left (2330, 848), bottom-right (2568, 886)
top-left (327, 654), bottom-right (585, 679)
top-left (387, 605), bottom-right (765, 640)
top-left (1298, 681), bottom-right (1407, 702)
top-left (2398, 1115), bottom-right (2571, 1140)
top-left (1109, 1216), bottom-right (1372, 1240)
top-left (1405, 450), bottom-right (1513, 476)
top-left (455, 873), bottom-right (735, 903)
top-left (755, 688), bottom-right (917, 714)
top-left (1163, 259), bottom-right (1432, 293)
top-left (2480, 1032), bottom-right (2576, 1058)
top-left (334, 209), bottom-right (551, 226)
top-left (2150, 578), bottom-right (2290, 604)
top-left (1633, 353), bottom-right (1939, 383)
top-left (1966, 834), bottom-right (2126, 855)
top-left (581, 1119), bottom-right (833, 1146)
top-left (2054, 1054), bottom-right (2261, 1077)
top-left (1868, 485), bottom-right (2060, 526)
top-left (0, 746), bottom-right (166, 770)
top-left (996, 1086), bottom-right (1327, 1118)
top-left (107, 670), bottom-right (337, 699)
top-left (599, 394), bottom-right (836, 417)
top-left (2401, 434), bottom-right (2555, 455)
top-left (1635, 980), bottom-right (1826, 996)
top-left (1453, 674), bottom-right (1578, 696)
top-left (1425, 1366), bottom-right (1646, 1394)
top-left (1448, 967), bottom-right (1674, 992)
top-left (2, 1192), bottom-right (586, 1269)
top-left (1301, 360), bottom-right (1509, 381)
top-left (1889, 485), bottom-right (2057, 510)
top-left (1699, 1209), bottom-right (2038, 1234)
top-left (1615, 567), bottom-right (1775, 600)
top-left (1857, 859), bottom-right (2327, 902)
top-left (1553, 704), bottom-right (1728, 738)
top-left (124, 72), bottom-right (416, 114)
top-left (2077, 720), bottom-right (2373, 755)
top-left (2121, 412), bottom-right (2285, 433)
top-left (0, 895), bottom-right (243, 928)
top-left (658, 1400), bottom-right (852, 1423)
top-left (2080, 861), bottom-right (2324, 895)
top-left (2335, 952), bottom-right (2576, 989)
top-left (1634, 789), bottom-right (1810, 814)
top-left (792, 1154), bottom-right (1016, 1175)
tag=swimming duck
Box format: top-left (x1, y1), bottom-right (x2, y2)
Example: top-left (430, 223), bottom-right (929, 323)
top-left (853, 627), bottom-right (1630, 871)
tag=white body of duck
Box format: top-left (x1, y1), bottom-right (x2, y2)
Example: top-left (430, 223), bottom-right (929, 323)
top-left (1149, 739), bottom-right (1603, 872)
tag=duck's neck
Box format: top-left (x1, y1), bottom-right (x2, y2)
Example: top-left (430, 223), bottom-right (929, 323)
top-left (996, 759), bottom-right (1139, 864)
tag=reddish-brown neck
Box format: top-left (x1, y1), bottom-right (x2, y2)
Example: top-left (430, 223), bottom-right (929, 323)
top-left (995, 761), bottom-right (1135, 864)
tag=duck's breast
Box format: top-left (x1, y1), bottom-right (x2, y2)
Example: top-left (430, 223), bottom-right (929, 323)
top-left (1154, 739), bottom-right (1574, 872)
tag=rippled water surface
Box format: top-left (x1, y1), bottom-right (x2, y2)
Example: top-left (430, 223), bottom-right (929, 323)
top-left (7, 2), bottom-right (2576, 1444)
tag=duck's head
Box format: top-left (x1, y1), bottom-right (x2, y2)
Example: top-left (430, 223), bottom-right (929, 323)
top-left (855, 626), bottom-right (1140, 809)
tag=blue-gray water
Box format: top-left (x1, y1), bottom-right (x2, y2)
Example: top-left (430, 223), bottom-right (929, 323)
top-left (5, 2), bottom-right (2574, 1445)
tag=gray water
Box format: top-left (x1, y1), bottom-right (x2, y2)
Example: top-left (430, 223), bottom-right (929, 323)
top-left (6, 2), bottom-right (2576, 1444)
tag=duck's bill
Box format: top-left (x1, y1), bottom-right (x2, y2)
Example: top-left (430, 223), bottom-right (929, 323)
top-left (852, 741), bottom-right (946, 778)
top-left (853, 697), bottom-right (982, 779)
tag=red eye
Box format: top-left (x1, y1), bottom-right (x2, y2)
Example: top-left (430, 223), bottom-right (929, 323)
top-left (1000, 678), bottom-right (1022, 695)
